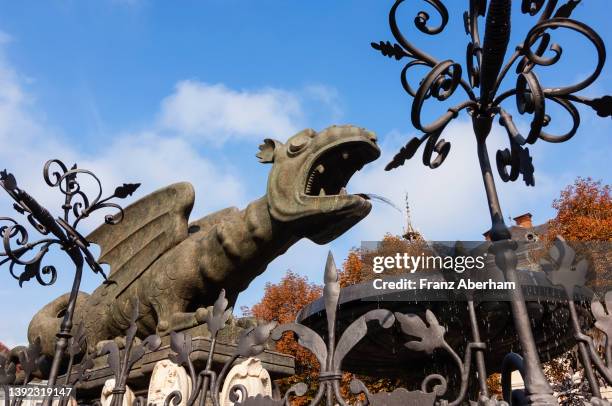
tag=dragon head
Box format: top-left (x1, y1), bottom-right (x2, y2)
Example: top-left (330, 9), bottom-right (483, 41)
top-left (258, 125), bottom-right (380, 244)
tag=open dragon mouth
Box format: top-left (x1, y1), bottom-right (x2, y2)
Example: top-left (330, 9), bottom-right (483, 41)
top-left (304, 141), bottom-right (379, 198)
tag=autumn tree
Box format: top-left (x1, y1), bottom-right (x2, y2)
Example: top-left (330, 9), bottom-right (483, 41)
top-left (546, 177), bottom-right (611, 241)
top-left (251, 271), bottom-right (322, 405)
top-left (339, 250), bottom-right (363, 288)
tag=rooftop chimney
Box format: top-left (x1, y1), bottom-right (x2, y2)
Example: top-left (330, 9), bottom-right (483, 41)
top-left (513, 213), bottom-right (533, 228)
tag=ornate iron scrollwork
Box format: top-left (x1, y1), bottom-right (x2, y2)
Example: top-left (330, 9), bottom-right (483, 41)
top-left (1, 160), bottom-right (139, 287)
top-left (372, 0), bottom-right (610, 188)
top-left (0, 160), bottom-right (138, 388)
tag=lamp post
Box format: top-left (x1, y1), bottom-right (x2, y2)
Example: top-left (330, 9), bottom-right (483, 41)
top-left (372, 0), bottom-right (610, 404)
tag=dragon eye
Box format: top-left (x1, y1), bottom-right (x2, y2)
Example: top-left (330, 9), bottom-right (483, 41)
top-left (288, 133), bottom-right (312, 156)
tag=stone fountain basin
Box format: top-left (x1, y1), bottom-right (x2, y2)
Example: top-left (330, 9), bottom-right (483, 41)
top-left (296, 269), bottom-right (593, 378)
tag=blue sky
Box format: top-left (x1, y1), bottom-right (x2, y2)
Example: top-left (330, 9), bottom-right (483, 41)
top-left (0, 0), bottom-right (610, 346)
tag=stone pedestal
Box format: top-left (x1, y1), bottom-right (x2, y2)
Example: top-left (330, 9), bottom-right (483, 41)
top-left (65, 323), bottom-right (294, 404)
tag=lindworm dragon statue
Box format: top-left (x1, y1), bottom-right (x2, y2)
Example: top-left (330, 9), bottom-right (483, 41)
top-left (28, 125), bottom-right (380, 357)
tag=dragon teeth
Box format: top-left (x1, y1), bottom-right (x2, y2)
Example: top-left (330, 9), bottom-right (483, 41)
top-left (306, 171), bottom-right (315, 194)
top-left (342, 151), bottom-right (349, 160)
top-left (339, 187), bottom-right (347, 195)
top-left (316, 164), bottom-right (325, 174)
top-left (319, 188), bottom-right (326, 196)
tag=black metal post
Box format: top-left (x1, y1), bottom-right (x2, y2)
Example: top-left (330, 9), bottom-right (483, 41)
top-left (475, 114), bottom-right (556, 404)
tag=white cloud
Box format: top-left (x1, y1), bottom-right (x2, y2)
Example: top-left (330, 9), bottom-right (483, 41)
top-left (158, 81), bottom-right (303, 143)
top-left (0, 102), bottom-right (247, 233)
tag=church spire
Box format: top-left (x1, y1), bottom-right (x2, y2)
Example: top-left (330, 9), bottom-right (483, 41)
top-left (402, 193), bottom-right (422, 241)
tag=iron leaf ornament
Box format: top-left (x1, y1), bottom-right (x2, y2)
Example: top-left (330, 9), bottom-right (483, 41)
top-left (395, 310), bottom-right (446, 355)
top-left (542, 236), bottom-right (589, 298)
top-left (591, 292), bottom-right (612, 345)
top-left (204, 289), bottom-right (233, 337)
top-left (113, 183), bottom-right (141, 200)
top-left (168, 331), bottom-right (194, 369)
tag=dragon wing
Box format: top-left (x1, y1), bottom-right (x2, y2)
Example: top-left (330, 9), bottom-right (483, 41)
top-left (87, 182), bottom-right (195, 279)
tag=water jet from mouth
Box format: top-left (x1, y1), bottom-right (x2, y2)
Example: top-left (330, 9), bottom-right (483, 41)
top-left (361, 193), bottom-right (402, 212)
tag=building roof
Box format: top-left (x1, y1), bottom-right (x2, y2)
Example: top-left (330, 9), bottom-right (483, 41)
top-left (508, 222), bottom-right (549, 242)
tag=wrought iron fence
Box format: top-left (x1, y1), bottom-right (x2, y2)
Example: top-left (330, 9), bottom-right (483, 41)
top-left (3, 238), bottom-right (612, 405)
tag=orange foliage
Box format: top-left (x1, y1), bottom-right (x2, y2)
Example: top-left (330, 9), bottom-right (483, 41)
top-left (251, 271), bottom-right (322, 405)
top-left (546, 177), bottom-right (612, 241)
top-left (251, 271), bottom-right (322, 369)
top-left (339, 250), bottom-right (363, 288)
top-left (251, 271), bottom-right (322, 326)
top-left (487, 373), bottom-right (502, 398)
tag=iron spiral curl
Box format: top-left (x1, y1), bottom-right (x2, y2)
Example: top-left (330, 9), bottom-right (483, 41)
top-left (373, 0), bottom-right (610, 190)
